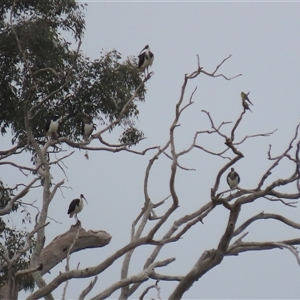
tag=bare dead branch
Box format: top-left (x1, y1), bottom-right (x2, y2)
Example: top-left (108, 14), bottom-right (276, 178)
top-left (62, 224), bottom-right (81, 300)
top-left (169, 202), bottom-right (241, 300)
top-left (151, 205), bottom-right (214, 246)
top-left (258, 123), bottom-right (300, 189)
top-left (233, 212), bottom-right (300, 238)
top-left (78, 276), bottom-right (98, 300)
top-left (271, 242), bottom-right (300, 266)
top-left (153, 195), bottom-right (171, 208)
top-left (15, 264), bottom-right (43, 277)
top-left (44, 136), bottom-right (160, 155)
top-left (226, 238), bottom-right (300, 256)
top-left (234, 129), bottom-right (277, 146)
top-left (121, 201), bottom-right (153, 298)
top-left (201, 55), bottom-right (242, 80)
top-left (91, 258), bottom-right (175, 300)
top-left (230, 111), bottom-right (245, 142)
top-left (178, 85), bottom-right (197, 115)
top-left (139, 283), bottom-right (157, 300)
top-left (143, 143), bottom-right (171, 207)
top-left (201, 110), bottom-right (228, 139)
top-left (194, 143), bottom-right (231, 159)
top-left (128, 202), bottom-right (213, 297)
top-left (0, 177), bottom-right (41, 216)
top-left (296, 140), bottom-right (300, 193)
top-left (162, 150), bottom-right (196, 171)
top-left (150, 272), bottom-right (183, 282)
top-left (264, 196), bottom-right (298, 207)
top-left (0, 161), bottom-right (46, 177)
top-left (49, 179), bottom-right (65, 205)
top-left (0, 142), bottom-right (26, 159)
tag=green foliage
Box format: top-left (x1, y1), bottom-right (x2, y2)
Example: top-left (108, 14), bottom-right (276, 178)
top-left (119, 126), bottom-right (144, 147)
top-left (0, 227), bottom-right (36, 293)
top-left (0, 0), bottom-right (147, 293)
top-left (0, 0), bottom-right (146, 147)
top-left (0, 180), bottom-right (35, 293)
top-left (0, 179), bottom-right (18, 212)
top-left (0, 0), bottom-right (86, 137)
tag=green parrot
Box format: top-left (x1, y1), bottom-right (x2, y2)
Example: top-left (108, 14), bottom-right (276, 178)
top-left (241, 91), bottom-right (253, 105)
top-left (242, 99), bottom-right (252, 112)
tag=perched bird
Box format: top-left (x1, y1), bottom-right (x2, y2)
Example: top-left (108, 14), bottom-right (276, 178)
top-left (45, 116), bottom-right (61, 139)
top-left (227, 168), bottom-right (240, 190)
top-left (82, 115), bottom-right (96, 141)
top-left (242, 99), bottom-right (253, 112)
top-left (241, 91), bottom-right (253, 105)
top-left (67, 194), bottom-right (88, 221)
top-left (138, 44), bottom-right (154, 76)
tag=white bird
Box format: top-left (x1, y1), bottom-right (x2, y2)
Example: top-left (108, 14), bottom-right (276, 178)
top-left (82, 115), bottom-right (96, 141)
top-left (45, 116), bottom-right (61, 139)
top-left (138, 44), bottom-right (154, 76)
top-left (227, 168), bottom-right (240, 190)
top-left (67, 194), bottom-right (88, 221)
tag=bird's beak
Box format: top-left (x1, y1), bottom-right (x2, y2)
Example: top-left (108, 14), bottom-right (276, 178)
top-left (83, 196), bottom-right (88, 204)
top-left (139, 46), bottom-right (147, 54)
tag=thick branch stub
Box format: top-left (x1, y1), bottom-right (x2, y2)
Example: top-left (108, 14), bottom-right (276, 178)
top-left (39, 223), bottom-right (111, 276)
top-left (0, 224), bottom-right (111, 299)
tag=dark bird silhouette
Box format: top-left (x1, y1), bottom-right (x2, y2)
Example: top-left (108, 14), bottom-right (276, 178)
top-left (242, 99), bottom-right (253, 112)
top-left (138, 44), bottom-right (154, 76)
top-left (227, 168), bottom-right (240, 190)
top-left (67, 194), bottom-right (88, 221)
top-left (241, 91), bottom-right (253, 105)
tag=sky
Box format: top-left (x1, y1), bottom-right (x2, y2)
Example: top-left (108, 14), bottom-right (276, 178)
top-left (4, 1), bottom-right (300, 299)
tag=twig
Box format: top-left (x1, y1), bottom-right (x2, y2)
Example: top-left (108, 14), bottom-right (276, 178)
top-left (200, 54), bottom-right (242, 80)
top-left (78, 276), bottom-right (98, 300)
top-left (62, 223), bottom-right (81, 300)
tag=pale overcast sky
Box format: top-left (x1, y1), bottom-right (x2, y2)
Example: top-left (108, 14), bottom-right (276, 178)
top-left (10, 1), bottom-right (300, 299)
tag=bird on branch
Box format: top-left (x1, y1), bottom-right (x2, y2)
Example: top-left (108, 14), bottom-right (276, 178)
top-left (67, 194), bottom-right (88, 221)
top-left (82, 115), bottom-right (96, 142)
top-left (242, 99), bottom-right (253, 112)
top-left (45, 116), bottom-right (62, 139)
top-left (138, 44), bottom-right (154, 77)
top-left (241, 91), bottom-right (253, 105)
top-left (227, 168), bottom-right (240, 190)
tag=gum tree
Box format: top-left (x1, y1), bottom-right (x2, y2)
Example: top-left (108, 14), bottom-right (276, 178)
top-left (1, 1), bottom-right (300, 300)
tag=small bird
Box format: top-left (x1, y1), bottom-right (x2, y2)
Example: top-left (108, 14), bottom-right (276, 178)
top-left (82, 115), bottom-right (96, 142)
top-left (242, 99), bottom-right (252, 112)
top-left (138, 44), bottom-right (154, 76)
top-left (241, 91), bottom-right (253, 106)
top-left (67, 194), bottom-right (88, 221)
top-left (227, 168), bottom-right (240, 190)
top-left (45, 116), bottom-right (61, 139)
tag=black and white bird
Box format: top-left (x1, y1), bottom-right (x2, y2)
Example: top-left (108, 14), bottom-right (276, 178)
top-left (67, 194), bottom-right (88, 221)
top-left (45, 116), bottom-right (61, 139)
top-left (227, 168), bottom-right (240, 190)
top-left (82, 115), bottom-right (96, 142)
top-left (138, 44), bottom-right (154, 76)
